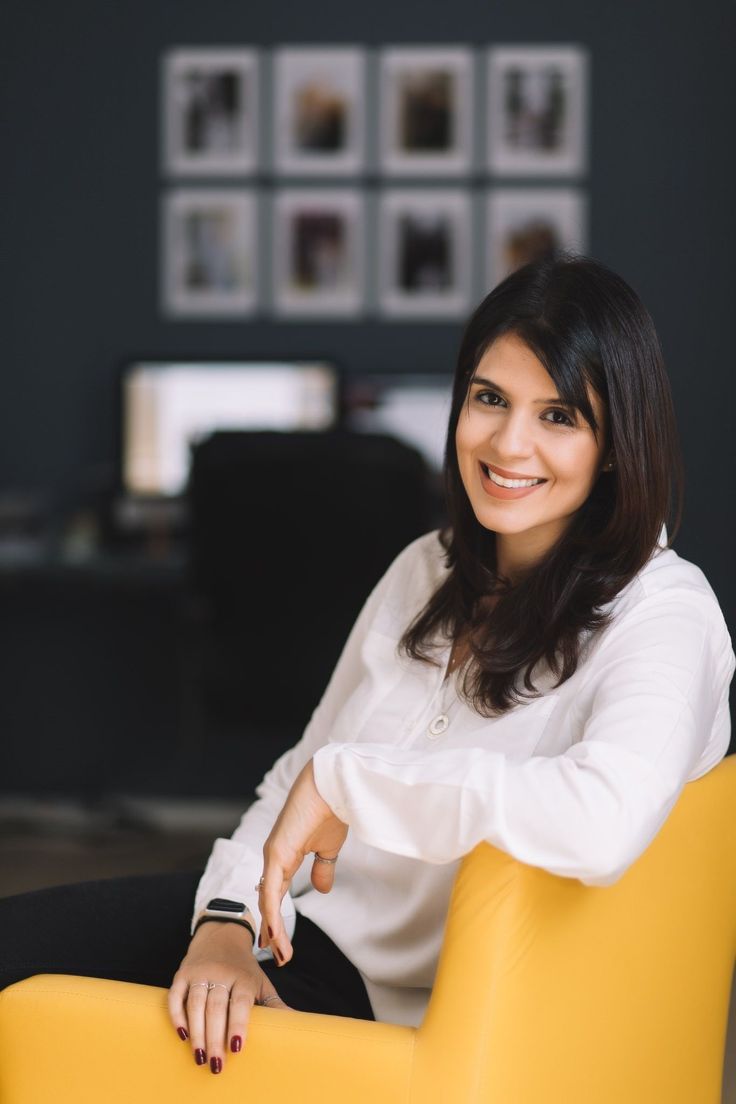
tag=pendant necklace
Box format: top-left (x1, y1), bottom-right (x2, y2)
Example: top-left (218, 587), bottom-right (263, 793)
top-left (426, 650), bottom-right (460, 740)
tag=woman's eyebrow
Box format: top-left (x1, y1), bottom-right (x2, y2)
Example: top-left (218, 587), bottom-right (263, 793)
top-left (470, 375), bottom-right (574, 406)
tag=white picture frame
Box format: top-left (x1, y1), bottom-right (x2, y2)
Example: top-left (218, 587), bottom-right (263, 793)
top-left (484, 187), bottom-right (588, 291)
top-left (379, 47), bottom-right (474, 176)
top-left (272, 188), bottom-right (365, 317)
top-left (377, 189), bottom-right (473, 318)
top-left (162, 48), bottom-right (259, 176)
top-left (161, 189), bottom-right (259, 316)
top-left (486, 45), bottom-right (589, 176)
top-left (273, 47), bottom-right (366, 175)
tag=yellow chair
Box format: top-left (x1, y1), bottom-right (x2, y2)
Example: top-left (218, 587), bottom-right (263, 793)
top-left (1, 753), bottom-right (734, 1103)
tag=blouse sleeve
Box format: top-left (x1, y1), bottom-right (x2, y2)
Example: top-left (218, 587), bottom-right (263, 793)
top-left (189, 536), bottom-right (422, 952)
top-left (312, 588), bottom-right (735, 886)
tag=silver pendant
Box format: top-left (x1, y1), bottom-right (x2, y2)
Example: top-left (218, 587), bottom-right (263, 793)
top-left (428, 713), bottom-right (449, 737)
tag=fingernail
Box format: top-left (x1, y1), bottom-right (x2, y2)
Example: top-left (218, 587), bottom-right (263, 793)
top-left (195, 1048), bottom-right (206, 1066)
top-left (177, 1026), bottom-right (189, 1041)
top-left (274, 946), bottom-right (283, 963)
top-left (258, 932), bottom-right (263, 948)
top-left (268, 925), bottom-right (273, 939)
top-left (230, 1035), bottom-right (242, 1053)
top-left (210, 1057), bottom-right (222, 1074)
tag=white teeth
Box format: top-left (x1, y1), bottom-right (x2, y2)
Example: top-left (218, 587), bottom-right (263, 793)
top-left (484, 465), bottom-right (543, 489)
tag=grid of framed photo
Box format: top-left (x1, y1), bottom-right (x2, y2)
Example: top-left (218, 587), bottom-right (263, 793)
top-left (160, 44), bottom-right (590, 319)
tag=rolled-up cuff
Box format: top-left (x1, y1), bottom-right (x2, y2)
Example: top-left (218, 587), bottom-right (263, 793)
top-left (312, 743), bottom-right (351, 822)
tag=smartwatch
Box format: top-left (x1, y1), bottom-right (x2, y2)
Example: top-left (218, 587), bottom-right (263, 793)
top-left (194, 897), bottom-right (256, 945)
top-left (204, 897), bottom-right (248, 918)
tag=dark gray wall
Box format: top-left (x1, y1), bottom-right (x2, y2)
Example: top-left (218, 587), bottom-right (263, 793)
top-left (2, 0), bottom-right (734, 617)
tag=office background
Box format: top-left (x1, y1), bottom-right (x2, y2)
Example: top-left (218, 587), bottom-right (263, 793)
top-left (1, 3), bottom-right (735, 1094)
top-left (1, 3), bottom-right (733, 847)
top-left (1, 0), bottom-right (733, 551)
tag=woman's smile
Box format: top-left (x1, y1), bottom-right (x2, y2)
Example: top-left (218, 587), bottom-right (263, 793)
top-left (479, 461), bottom-right (548, 500)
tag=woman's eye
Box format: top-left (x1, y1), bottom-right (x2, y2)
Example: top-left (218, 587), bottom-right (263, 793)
top-left (542, 408), bottom-right (575, 427)
top-left (475, 391), bottom-right (575, 427)
top-left (475, 390), bottom-right (504, 407)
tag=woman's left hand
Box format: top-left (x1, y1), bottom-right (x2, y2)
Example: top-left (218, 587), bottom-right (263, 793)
top-left (257, 759), bottom-right (348, 965)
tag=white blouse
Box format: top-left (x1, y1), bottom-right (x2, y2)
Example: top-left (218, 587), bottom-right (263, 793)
top-left (192, 525), bottom-right (735, 1028)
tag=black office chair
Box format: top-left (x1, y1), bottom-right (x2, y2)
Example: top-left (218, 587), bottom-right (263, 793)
top-left (183, 428), bottom-right (439, 795)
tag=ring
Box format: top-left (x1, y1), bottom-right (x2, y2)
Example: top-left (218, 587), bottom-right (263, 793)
top-left (189, 981), bottom-right (231, 995)
top-left (254, 876), bottom-right (265, 891)
top-left (257, 994), bottom-right (281, 1006)
top-left (314, 852), bottom-right (338, 864)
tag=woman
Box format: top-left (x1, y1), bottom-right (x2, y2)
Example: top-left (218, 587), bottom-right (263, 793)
top-left (1, 253), bottom-right (733, 1079)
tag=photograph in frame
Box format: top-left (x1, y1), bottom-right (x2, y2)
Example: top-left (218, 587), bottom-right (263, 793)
top-left (161, 189), bottom-right (259, 316)
top-left (484, 187), bottom-right (588, 291)
top-left (162, 48), bottom-right (259, 176)
top-left (273, 47), bottom-right (366, 175)
top-left (272, 189), bottom-right (365, 317)
top-left (379, 47), bottom-right (474, 176)
top-left (486, 45), bottom-right (588, 176)
top-left (377, 189), bottom-right (473, 318)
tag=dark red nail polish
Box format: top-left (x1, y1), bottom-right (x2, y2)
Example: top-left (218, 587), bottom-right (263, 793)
top-left (195, 1048), bottom-right (206, 1065)
top-left (231, 1035), bottom-right (242, 1053)
top-left (268, 925), bottom-right (273, 939)
top-left (275, 946), bottom-right (283, 963)
top-left (210, 1056), bottom-right (222, 1074)
top-left (258, 932), bottom-right (263, 948)
top-left (177, 1026), bottom-right (188, 1041)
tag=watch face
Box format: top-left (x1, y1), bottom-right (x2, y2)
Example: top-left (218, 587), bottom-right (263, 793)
top-left (207, 898), bottom-right (245, 912)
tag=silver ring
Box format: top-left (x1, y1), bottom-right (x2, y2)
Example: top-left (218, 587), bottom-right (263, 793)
top-left (254, 876), bottom-right (265, 891)
top-left (189, 981), bottom-right (231, 995)
top-left (314, 852), bottom-right (338, 864)
top-left (257, 994), bottom-right (281, 1006)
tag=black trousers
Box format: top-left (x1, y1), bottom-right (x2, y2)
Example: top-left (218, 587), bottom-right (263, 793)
top-left (0, 869), bottom-right (375, 1021)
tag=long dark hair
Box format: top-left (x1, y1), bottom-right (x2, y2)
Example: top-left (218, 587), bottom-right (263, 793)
top-left (398, 251), bottom-right (684, 715)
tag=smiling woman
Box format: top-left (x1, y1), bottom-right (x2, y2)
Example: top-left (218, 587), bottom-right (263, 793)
top-left (400, 250), bottom-right (683, 718)
top-left (456, 331), bottom-right (611, 578)
top-left (1, 252), bottom-right (732, 1078)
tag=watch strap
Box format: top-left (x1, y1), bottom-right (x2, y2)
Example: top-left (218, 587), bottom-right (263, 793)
top-left (193, 915), bottom-right (256, 946)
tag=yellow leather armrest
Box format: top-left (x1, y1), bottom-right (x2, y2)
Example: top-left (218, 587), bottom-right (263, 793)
top-left (0, 973), bottom-right (415, 1104)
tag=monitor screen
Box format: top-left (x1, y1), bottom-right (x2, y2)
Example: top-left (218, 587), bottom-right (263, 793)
top-left (122, 360), bottom-right (338, 496)
top-left (345, 374), bottom-right (453, 473)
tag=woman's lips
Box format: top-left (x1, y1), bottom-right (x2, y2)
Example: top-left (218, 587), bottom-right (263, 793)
top-left (479, 461), bottom-right (547, 500)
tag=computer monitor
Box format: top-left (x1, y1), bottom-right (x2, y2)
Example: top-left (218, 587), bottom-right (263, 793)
top-left (121, 360), bottom-right (338, 497)
top-left (344, 374), bottom-right (453, 474)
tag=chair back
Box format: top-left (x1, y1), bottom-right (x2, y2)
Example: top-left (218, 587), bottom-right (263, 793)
top-left (186, 429), bottom-right (437, 787)
top-left (414, 754), bottom-right (736, 1103)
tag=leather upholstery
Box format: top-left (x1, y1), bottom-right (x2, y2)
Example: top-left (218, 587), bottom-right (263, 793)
top-left (1, 754), bottom-right (734, 1103)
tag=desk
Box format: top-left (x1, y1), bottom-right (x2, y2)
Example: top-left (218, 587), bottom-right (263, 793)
top-left (0, 550), bottom-right (303, 801)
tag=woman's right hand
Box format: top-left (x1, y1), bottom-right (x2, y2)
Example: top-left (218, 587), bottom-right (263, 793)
top-left (168, 920), bottom-right (291, 1075)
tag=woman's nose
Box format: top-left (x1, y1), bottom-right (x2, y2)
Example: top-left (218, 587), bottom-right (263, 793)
top-left (489, 410), bottom-right (536, 456)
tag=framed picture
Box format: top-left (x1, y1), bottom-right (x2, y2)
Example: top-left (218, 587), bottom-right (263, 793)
top-left (161, 189), bottom-right (259, 316)
top-left (486, 45), bottom-right (589, 176)
top-left (162, 48), bottom-right (259, 175)
top-left (272, 189), bottom-right (365, 316)
top-left (377, 189), bottom-right (473, 318)
top-left (273, 47), bottom-right (366, 175)
top-left (379, 47), bottom-right (474, 175)
top-left (484, 187), bottom-right (588, 290)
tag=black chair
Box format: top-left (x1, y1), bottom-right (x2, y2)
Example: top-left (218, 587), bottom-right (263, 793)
top-left (182, 428), bottom-right (439, 795)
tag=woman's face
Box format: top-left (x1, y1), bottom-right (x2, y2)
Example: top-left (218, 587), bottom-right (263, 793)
top-left (455, 331), bottom-right (609, 578)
